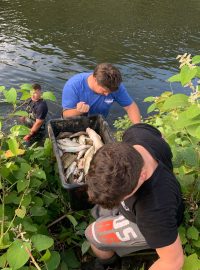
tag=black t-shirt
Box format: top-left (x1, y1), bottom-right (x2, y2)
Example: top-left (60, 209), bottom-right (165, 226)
top-left (27, 99), bottom-right (48, 120)
top-left (122, 123), bottom-right (173, 171)
top-left (119, 123), bottom-right (184, 249)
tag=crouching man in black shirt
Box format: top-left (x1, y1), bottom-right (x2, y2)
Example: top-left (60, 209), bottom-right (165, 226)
top-left (19, 83), bottom-right (48, 143)
top-left (84, 123), bottom-right (185, 270)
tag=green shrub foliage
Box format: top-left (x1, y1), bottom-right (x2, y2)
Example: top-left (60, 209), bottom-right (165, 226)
top-left (114, 54), bottom-right (200, 269)
top-left (0, 84), bottom-right (91, 269)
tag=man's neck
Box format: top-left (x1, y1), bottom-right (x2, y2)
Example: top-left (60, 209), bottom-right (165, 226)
top-left (133, 145), bottom-right (158, 181)
top-left (87, 74), bottom-right (97, 93)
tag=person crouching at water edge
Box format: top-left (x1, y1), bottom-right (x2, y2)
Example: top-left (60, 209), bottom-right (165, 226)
top-left (82, 123), bottom-right (185, 270)
top-left (62, 63), bottom-right (141, 124)
top-left (19, 83), bottom-right (48, 143)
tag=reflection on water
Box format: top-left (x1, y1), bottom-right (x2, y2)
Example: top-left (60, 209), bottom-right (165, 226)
top-left (0, 0), bottom-right (200, 122)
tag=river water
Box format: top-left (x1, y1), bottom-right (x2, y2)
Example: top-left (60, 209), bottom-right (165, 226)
top-left (0, 0), bottom-right (200, 123)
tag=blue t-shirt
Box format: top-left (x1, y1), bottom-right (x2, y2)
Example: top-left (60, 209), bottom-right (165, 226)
top-left (62, 72), bottom-right (133, 118)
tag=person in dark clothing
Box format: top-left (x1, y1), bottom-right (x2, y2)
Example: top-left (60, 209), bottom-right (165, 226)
top-left (19, 84), bottom-right (48, 142)
top-left (83, 123), bottom-right (185, 270)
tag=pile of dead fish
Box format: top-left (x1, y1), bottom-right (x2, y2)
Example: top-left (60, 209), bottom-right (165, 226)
top-left (56, 128), bottom-right (104, 184)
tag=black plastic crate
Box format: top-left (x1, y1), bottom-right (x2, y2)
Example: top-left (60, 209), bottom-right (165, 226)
top-left (48, 115), bottom-right (115, 210)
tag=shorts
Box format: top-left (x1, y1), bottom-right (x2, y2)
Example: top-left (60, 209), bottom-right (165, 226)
top-left (85, 206), bottom-right (150, 257)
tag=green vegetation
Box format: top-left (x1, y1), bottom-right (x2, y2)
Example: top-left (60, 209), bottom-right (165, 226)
top-left (114, 54), bottom-right (200, 269)
top-left (0, 53), bottom-right (200, 269)
top-left (0, 85), bottom-right (91, 270)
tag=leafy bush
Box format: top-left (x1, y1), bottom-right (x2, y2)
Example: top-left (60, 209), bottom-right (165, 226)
top-left (0, 85), bottom-right (91, 270)
top-left (114, 54), bottom-right (200, 269)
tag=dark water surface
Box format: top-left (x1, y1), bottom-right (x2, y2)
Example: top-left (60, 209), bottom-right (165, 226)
top-left (0, 0), bottom-right (200, 123)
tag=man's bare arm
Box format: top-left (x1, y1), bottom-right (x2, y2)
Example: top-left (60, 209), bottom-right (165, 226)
top-left (123, 102), bottom-right (141, 124)
top-left (63, 102), bottom-right (90, 118)
top-left (149, 235), bottom-right (184, 270)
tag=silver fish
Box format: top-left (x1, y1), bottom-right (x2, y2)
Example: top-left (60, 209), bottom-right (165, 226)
top-left (61, 153), bottom-right (77, 169)
top-left (56, 131), bottom-right (73, 139)
top-left (83, 146), bottom-right (95, 175)
top-left (57, 138), bottom-right (80, 147)
top-left (65, 161), bottom-right (77, 181)
top-left (69, 131), bottom-right (87, 138)
top-left (61, 144), bottom-right (90, 153)
top-left (86, 128), bottom-right (104, 152)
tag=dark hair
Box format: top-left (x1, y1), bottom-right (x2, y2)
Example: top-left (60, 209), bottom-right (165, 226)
top-left (93, 63), bottom-right (122, 92)
top-left (32, 83), bottom-right (41, 91)
top-left (86, 142), bottom-right (144, 209)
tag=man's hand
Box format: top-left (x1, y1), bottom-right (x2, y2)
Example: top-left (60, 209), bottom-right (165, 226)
top-left (76, 102), bottom-right (90, 113)
top-left (23, 134), bottom-right (32, 142)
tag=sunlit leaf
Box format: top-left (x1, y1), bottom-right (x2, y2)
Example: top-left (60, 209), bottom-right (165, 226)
top-left (192, 55), bottom-right (200, 64)
top-left (42, 91), bottom-right (56, 102)
top-left (10, 125), bottom-right (29, 136)
top-left (3, 88), bottom-right (17, 104)
top-left (162, 94), bottom-right (189, 110)
top-left (7, 138), bottom-right (19, 155)
top-left (143, 96), bottom-right (155, 102)
top-left (20, 84), bottom-right (32, 90)
top-left (4, 149), bottom-right (25, 158)
top-left (7, 240), bottom-right (31, 270)
top-left (15, 206), bottom-right (26, 219)
top-left (167, 73), bottom-right (181, 82)
top-left (180, 65), bottom-right (197, 86)
top-left (183, 253), bottom-right (200, 270)
top-left (13, 111), bottom-right (28, 117)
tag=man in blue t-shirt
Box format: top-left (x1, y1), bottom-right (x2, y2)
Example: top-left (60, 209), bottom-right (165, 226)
top-left (62, 63), bottom-right (141, 124)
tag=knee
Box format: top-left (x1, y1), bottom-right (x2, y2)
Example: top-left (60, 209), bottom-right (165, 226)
top-left (85, 223), bottom-right (94, 243)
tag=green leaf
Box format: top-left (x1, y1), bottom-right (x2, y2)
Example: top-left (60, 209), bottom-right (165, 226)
top-left (192, 238), bottom-right (200, 248)
top-left (187, 226), bottom-right (199, 240)
top-left (0, 86), bottom-right (5, 92)
top-left (81, 240), bottom-right (90, 255)
top-left (7, 240), bottom-right (31, 270)
top-left (30, 206), bottom-right (47, 216)
top-left (178, 226), bottom-right (187, 245)
top-left (20, 84), bottom-right (32, 90)
top-left (64, 249), bottom-right (80, 269)
top-left (15, 206), bottom-right (26, 219)
top-left (20, 91), bottom-right (31, 101)
top-left (66, 214), bottom-right (78, 227)
top-left (38, 249), bottom-right (51, 262)
top-left (31, 234), bottom-right (54, 252)
top-left (0, 253), bottom-right (7, 268)
top-left (22, 221), bottom-right (37, 232)
top-left (180, 65), bottom-right (197, 86)
top-left (3, 88), bottom-right (17, 104)
top-left (13, 111), bottom-right (28, 117)
top-left (17, 179), bottom-right (29, 193)
top-left (192, 55), bottom-right (200, 64)
top-left (20, 163), bottom-right (32, 174)
top-left (162, 94), bottom-right (189, 111)
top-left (183, 254), bottom-right (200, 270)
top-left (32, 169), bottom-right (46, 180)
top-left (143, 96), bottom-right (155, 102)
top-left (42, 91), bottom-right (56, 102)
top-left (167, 73), bottom-right (181, 83)
top-left (46, 251), bottom-right (60, 270)
top-left (10, 125), bottom-right (30, 136)
top-left (7, 138), bottom-right (19, 155)
top-left (147, 103), bottom-right (157, 113)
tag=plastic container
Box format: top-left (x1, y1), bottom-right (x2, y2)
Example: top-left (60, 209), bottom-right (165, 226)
top-left (47, 115), bottom-right (115, 210)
